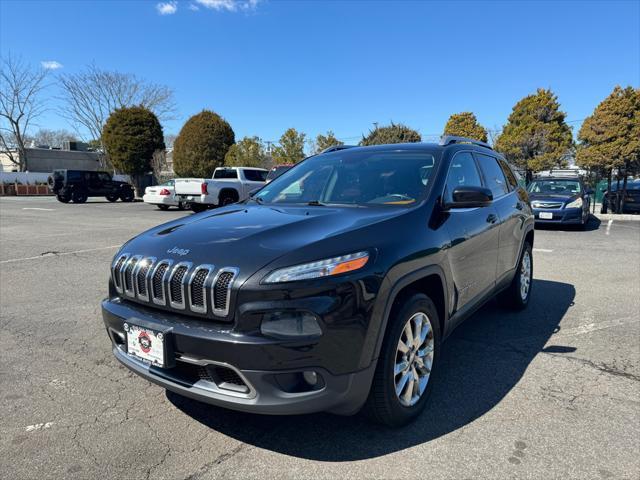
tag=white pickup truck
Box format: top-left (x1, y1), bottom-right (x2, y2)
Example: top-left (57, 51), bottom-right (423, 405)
top-left (174, 167), bottom-right (268, 212)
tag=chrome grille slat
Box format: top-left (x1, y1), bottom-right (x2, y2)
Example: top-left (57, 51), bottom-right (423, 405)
top-left (212, 267), bottom-right (238, 317)
top-left (151, 260), bottom-right (172, 305)
top-left (188, 264), bottom-right (214, 314)
top-left (134, 257), bottom-right (155, 302)
top-left (111, 253), bottom-right (129, 294)
top-left (123, 256), bottom-right (141, 297)
top-left (169, 262), bottom-right (192, 310)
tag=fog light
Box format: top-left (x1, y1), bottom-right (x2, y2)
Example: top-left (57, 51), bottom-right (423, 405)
top-left (260, 311), bottom-right (322, 339)
top-left (303, 371), bottom-right (318, 386)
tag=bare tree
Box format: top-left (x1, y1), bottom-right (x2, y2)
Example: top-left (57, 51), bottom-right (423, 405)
top-left (0, 55), bottom-right (48, 171)
top-left (58, 64), bottom-right (176, 164)
top-left (26, 128), bottom-right (77, 148)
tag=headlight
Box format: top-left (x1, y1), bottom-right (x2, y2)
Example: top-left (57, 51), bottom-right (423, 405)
top-left (565, 198), bottom-right (583, 209)
top-left (263, 251), bottom-right (369, 283)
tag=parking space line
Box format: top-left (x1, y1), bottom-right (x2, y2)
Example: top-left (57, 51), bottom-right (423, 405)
top-left (0, 245), bottom-right (121, 264)
top-left (22, 207), bottom-right (55, 211)
top-left (606, 219), bottom-right (613, 235)
top-left (533, 248), bottom-right (553, 253)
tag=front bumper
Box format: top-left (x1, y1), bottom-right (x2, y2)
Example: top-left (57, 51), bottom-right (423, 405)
top-left (533, 207), bottom-right (584, 224)
top-left (102, 299), bottom-right (375, 415)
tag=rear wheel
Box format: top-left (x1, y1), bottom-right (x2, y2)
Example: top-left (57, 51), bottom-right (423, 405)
top-left (177, 201), bottom-right (186, 211)
top-left (219, 192), bottom-right (238, 206)
top-left (157, 204), bottom-right (170, 211)
top-left (364, 293), bottom-right (440, 427)
top-left (120, 189), bottom-right (134, 202)
top-left (56, 188), bottom-right (72, 203)
top-left (106, 194), bottom-right (119, 202)
top-left (190, 203), bottom-right (207, 213)
top-left (71, 189), bottom-right (88, 203)
top-left (500, 242), bottom-right (532, 310)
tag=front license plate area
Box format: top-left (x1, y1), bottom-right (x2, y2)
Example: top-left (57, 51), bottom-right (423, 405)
top-left (539, 212), bottom-right (553, 219)
top-left (125, 323), bottom-right (166, 367)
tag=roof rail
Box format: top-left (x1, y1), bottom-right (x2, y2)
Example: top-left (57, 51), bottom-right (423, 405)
top-left (320, 145), bottom-right (356, 154)
top-left (439, 135), bottom-right (492, 150)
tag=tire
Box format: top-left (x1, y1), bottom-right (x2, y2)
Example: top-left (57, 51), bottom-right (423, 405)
top-left (157, 204), bottom-right (170, 211)
top-left (120, 189), bottom-right (134, 202)
top-left (56, 192), bottom-right (71, 203)
top-left (106, 194), bottom-right (119, 202)
top-left (71, 189), bottom-right (88, 203)
top-left (500, 242), bottom-right (533, 310)
top-left (177, 201), bottom-right (186, 211)
top-left (219, 192), bottom-right (238, 206)
top-left (190, 203), bottom-right (207, 213)
top-left (364, 293), bottom-right (441, 427)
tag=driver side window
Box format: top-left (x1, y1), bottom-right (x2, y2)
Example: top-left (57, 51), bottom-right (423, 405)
top-left (444, 152), bottom-right (482, 203)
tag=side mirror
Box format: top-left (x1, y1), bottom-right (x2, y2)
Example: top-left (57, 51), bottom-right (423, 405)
top-left (447, 186), bottom-right (493, 209)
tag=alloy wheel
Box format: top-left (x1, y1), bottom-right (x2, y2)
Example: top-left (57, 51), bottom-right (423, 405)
top-left (394, 312), bottom-right (435, 407)
top-left (520, 250), bottom-right (532, 301)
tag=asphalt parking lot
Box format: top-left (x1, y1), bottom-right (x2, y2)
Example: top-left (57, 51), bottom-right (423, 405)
top-left (1, 196), bottom-right (639, 479)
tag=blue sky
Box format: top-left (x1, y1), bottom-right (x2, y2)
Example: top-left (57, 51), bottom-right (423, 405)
top-left (1, 0), bottom-right (639, 146)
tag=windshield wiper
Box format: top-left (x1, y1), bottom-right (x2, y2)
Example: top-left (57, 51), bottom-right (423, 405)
top-left (306, 200), bottom-right (326, 206)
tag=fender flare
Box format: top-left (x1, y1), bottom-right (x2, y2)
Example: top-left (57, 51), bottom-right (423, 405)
top-left (368, 264), bottom-right (449, 366)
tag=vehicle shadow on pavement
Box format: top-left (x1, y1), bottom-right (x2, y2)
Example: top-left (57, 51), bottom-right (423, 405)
top-left (168, 279), bottom-right (575, 461)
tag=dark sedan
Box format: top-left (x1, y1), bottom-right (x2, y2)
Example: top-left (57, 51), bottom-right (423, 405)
top-left (528, 177), bottom-right (592, 228)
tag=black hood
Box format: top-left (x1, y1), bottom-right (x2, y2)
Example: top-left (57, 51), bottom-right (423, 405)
top-left (119, 203), bottom-right (404, 277)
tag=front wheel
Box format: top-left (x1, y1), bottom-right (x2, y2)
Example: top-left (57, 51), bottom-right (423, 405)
top-left (120, 189), bottom-right (134, 202)
top-left (500, 242), bottom-right (533, 310)
top-left (71, 190), bottom-right (88, 203)
top-left (157, 204), bottom-right (170, 211)
top-left (364, 293), bottom-right (440, 427)
top-left (106, 194), bottom-right (119, 202)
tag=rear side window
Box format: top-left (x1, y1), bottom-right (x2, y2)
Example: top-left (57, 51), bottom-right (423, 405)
top-left (243, 169), bottom-right (268, 182)
top-left (66, 171), bottom-right (82, 182)
top-left (214, 169), bottom-right (238, 179)
top-left (498, 159), bottom-right (518, 190)
top-left (445, 152), bottom-right (482, 203)
top-left (476, 153), bottom-right (509, 199)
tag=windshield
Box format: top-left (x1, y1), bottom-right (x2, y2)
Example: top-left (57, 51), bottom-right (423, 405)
top-left (528, 179), bottom-right (582, 195)
top-left (266, 166), bottom-right (291, 181)
top-left (255, 149), bottom-right (437, 206)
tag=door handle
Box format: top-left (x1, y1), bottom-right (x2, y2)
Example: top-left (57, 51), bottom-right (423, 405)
top-left (486, 214), bottom-right (498, 224)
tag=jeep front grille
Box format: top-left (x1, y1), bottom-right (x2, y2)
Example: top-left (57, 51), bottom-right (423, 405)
top-left (112, 255), bottom-right (237, 318)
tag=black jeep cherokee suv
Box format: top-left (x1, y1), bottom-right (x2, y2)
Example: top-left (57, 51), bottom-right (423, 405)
top-left (102, 137), bottom-right (534, 426)
top-left (49, 169), bottom-right (135, 203)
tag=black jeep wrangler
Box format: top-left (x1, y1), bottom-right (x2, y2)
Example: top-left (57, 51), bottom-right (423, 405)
top-left (102, 137), bottom-right (534, 426)
top-left (49, 169), bottom-right (135, 203)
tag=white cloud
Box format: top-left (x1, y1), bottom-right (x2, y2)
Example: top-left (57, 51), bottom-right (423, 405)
top-left (41, 60), bottom-right (63, 70)
top-left (188, 3), bottom-right (200, 10)
top-left (156, 1), bottom-right (178, 15)
top-left (195, 0), bottom-right (260, 12)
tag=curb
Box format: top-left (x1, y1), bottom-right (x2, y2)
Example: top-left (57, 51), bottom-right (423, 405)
top-left (593, 213), bottom-right (640, 222)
